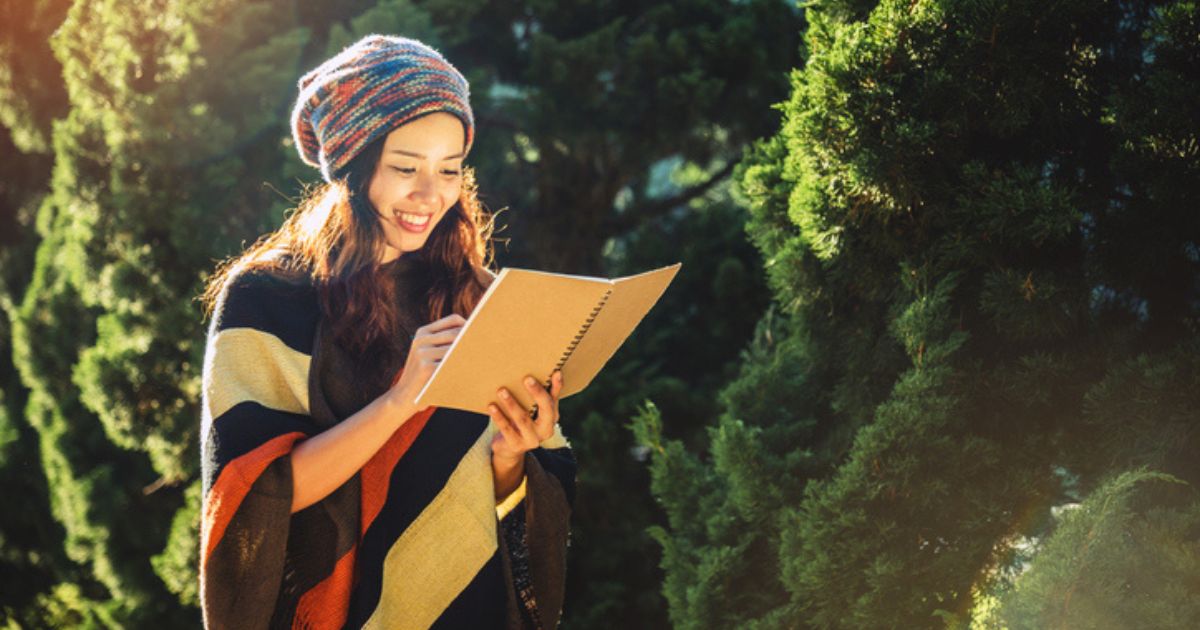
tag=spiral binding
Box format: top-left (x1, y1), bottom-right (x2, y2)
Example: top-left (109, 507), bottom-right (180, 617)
top-left (554, 288), bottom-right (613, 373)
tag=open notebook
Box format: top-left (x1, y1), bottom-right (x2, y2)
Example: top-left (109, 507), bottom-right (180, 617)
top-left (413, 262), bottom-right (682, 415)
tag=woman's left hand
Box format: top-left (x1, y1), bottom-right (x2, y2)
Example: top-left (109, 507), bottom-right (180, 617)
top-left (488, 370), bottom-right (563, 464)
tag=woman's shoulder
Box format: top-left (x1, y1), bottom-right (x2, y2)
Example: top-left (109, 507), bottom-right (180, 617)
top-left (211, 258), bottom-right (321, 351)
top-left (229, 261), bottom-right (312, 290)
top-left (223, 258), bottom-right (316, 304)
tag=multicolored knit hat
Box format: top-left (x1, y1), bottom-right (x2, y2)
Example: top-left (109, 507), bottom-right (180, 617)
top-left (291, 34), bottom-right (474, 183)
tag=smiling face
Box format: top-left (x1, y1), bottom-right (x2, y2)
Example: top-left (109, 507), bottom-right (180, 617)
top-left (367, 112), bottom-right (467, 263)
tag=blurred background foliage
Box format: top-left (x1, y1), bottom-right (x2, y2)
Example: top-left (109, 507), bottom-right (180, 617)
top-left (0, 0), bottom-right (1197, 628)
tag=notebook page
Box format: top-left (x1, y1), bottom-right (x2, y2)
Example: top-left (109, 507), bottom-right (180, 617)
top-left (414, 268), bottom-right (611, 415)
top-left (559, 263), bottom-right (681, 394)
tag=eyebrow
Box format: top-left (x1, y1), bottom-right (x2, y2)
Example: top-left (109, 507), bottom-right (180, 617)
top-left (387, 149), bottom-right (465, 160)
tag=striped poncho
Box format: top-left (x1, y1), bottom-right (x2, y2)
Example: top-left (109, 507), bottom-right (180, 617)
top-left (199, 254), bottom-right (575, 629)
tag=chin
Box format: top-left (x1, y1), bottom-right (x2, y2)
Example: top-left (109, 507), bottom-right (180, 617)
top-left (401, 238), bottom-right (429, 252)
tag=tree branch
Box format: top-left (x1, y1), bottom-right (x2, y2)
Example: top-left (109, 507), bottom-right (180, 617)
top-left (606, 159), bottom-right (738, 235)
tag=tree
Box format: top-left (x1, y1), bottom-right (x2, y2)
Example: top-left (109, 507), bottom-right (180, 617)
top-left (418, 0), bottom-right (804, 275)
top-left (0, 0), bottom-right (79, 624)
top-left (562, 161), bottom-right (774, 627)
top-left (9, 0), bottom-right (329, 623)
top-left (997, 470), bottom-right (1200, 629)
top-left (634, 0), bottom-right (1200, 627)
top-left (0, 0), bottom-right (71, 154)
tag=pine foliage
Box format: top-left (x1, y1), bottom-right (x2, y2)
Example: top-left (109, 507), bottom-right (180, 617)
top-left (8, 0), bottom-right (327, 623)
top-left (634, 0), bottom-right (1200, 627)
top-left (998, 470), bottom-right (1200, 629)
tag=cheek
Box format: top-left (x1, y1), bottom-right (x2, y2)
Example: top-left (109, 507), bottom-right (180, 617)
top-left (369, 172), bottom-right (414, 205)
top-left (442, 182), bottom-right (462, 207)
top-left (366, 175), bottom-right (387, 210)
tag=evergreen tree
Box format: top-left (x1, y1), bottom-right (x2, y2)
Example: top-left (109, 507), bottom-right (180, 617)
top-left (9, 0), bottom-right (328, 623)
top-left (0, 155), bottom-right (66, 623)
top-left (417, 0), bottom-right (804, 275)
top-left (635, 0), bottom-right (1200, 627)
top-left (563, 162), bottom-right (773, 627)
top-left (0, 0), bottom-right (71, 154)
top-left (0, 0), bottom-right (78, 624)
top-left (997, 470), bottom-right (1200, 629)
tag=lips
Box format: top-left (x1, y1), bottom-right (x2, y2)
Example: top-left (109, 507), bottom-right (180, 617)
top-left (393, 210), bottom-right (432, 233)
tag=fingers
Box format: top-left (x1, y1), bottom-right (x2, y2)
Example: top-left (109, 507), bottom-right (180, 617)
top-left (413, 328), bottom-right (460, 348)
top-left (489, 371), bottom-right (564, 461)
top-left (415, 343), bottom-right (451, 365)
top-left (487, 403), bottom-right (523, 450)
top-left (523, 372), bottom-right (562, 438)
top-left (421, 314), bottom-right (467, 334)
top-left (406, 335), bottom-right (455, 383)
top-left (493, 387), bottom-right (540, 448)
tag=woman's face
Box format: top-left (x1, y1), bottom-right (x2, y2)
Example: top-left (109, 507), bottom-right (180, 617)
top-left (368, 112), bottom-right (466, 262)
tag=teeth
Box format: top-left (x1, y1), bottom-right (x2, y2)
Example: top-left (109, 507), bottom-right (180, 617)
top-left (394, 211), bottom-right (430, 225)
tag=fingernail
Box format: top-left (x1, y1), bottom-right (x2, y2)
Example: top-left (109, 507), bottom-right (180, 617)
top-left (525, 376), bottom-right (536, 387)
top-left (498, 389), bottom-right (509, 399)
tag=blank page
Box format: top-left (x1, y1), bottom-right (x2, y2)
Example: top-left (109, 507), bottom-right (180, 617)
top-left (561, 263), bottom-right (681, 394)
top-left (414, 268), bottom-right (612, 415)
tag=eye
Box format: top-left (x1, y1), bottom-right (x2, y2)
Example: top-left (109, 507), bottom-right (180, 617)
top-left (389, 166), bottom-right (416, 174)
top-left (441, 169), bottom-right (461, 177)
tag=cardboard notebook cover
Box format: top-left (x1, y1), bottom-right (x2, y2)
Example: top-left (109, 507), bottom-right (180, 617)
top-left (413, 262), bottom-right (682, 416)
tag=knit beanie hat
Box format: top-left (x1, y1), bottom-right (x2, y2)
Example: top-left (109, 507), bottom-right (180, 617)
top-left (291, 34), bottom-right (474, 183)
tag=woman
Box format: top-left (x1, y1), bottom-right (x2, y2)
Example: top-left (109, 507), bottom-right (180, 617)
top-left (198, 35), bottom-right (575, 629)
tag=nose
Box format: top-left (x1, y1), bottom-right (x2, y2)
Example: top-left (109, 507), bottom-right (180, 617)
top-left (409, 169), bottom-right (438, 207)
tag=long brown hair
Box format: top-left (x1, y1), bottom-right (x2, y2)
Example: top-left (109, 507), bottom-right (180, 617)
top-left (201, 130), bottom-right (497, 356)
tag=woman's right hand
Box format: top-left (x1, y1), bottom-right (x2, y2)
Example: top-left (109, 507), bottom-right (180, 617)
top-left (291, 312), bottom-right (467, 513)
top-left (385, 313), bottom-right (467, 416)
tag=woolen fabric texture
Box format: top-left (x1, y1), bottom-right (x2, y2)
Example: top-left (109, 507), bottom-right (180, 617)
top-left (291, 34), bottom-right (475, 182)
top-left (199, 252), bottom-right (574, 629)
